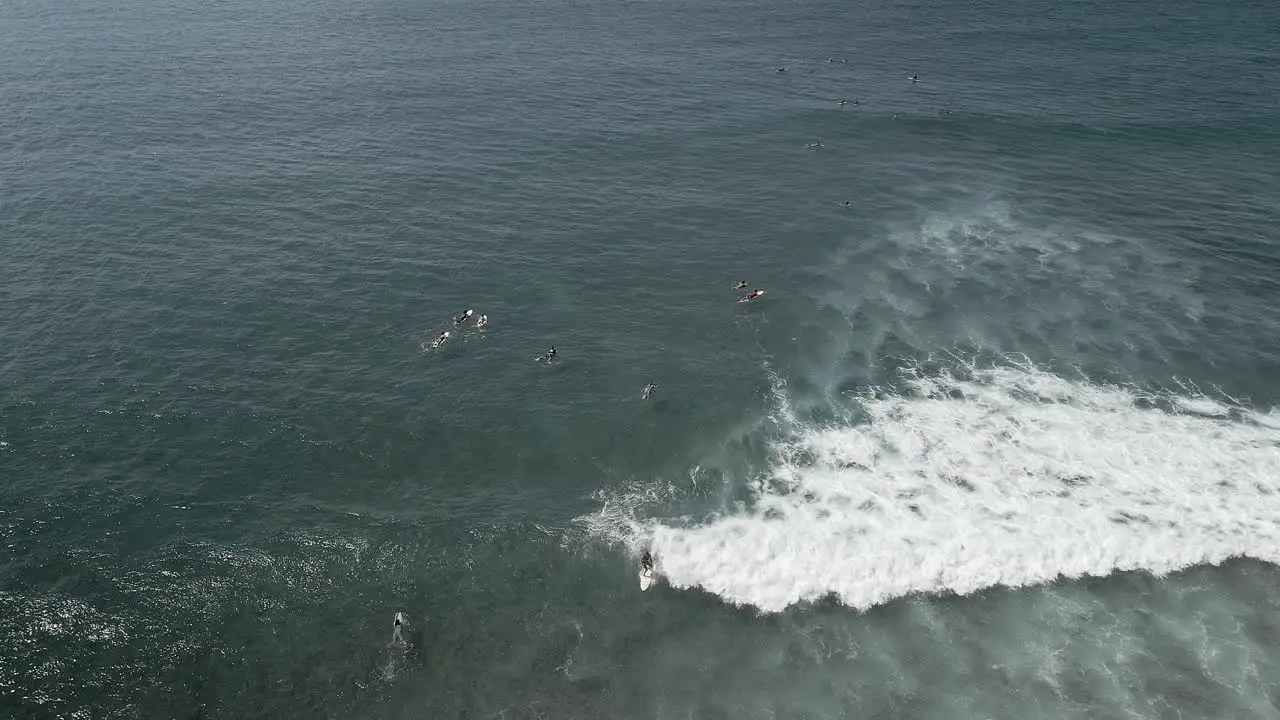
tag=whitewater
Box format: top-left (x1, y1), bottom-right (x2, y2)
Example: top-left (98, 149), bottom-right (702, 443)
top-left (591, 360), bottom-right (1280, 613)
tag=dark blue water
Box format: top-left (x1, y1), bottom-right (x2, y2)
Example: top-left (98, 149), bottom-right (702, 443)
top-left (3, 0), bottom-right (1280, 717)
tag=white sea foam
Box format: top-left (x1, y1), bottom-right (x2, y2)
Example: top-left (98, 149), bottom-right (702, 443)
top-left (608, 362), bottom-right (1280, 612)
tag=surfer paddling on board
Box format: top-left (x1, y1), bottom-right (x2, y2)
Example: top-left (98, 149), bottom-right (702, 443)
top-left (542, 346), bottom-right (557, 363)
top-left (391, 612), bottom-right (408, 646)
top-left (431, 331), bottom-right (451, 349)
top-left (642, 383), bottom-right (656, 400)
top-left (453, 310), bottom-right (474, 326)
top-left (739, 289), bottom-right (765, 303)
top-left (908, 74), bottom-right (919, 83)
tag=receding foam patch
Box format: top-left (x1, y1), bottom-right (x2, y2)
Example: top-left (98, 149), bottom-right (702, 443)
top-left (589, 362), bottom-right (1280, 612)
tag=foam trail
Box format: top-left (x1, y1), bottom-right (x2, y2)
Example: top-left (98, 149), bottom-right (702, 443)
top-left (649, 363), bottom-right (1280, 612)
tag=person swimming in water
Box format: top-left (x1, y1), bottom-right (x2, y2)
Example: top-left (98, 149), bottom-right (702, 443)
top-left (392, 612), bottom-right (408, 646)
top-left (453, 310), bottom-right (474, 326)
top-left (740, 289), bottom-right (765, 302)
top-left (840, 201), bottom-right (852, 208)
top-left (431, 331), bottom-right (451, 349)
top-left (734, 280), bottom-right (747, 290)
top-left (476, 314), bottom-right (488, 328)
top-left (543, 346), bottom-right (557, 362)
top-left (642, 382), bottom-right (656, 400)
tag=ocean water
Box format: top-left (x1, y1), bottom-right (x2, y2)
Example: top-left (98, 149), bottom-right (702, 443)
top-left (3, 0), bottom-right (1280, 716)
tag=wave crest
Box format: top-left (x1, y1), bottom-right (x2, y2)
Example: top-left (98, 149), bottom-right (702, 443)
top-left (596, 361), bottom-right (1280, 612)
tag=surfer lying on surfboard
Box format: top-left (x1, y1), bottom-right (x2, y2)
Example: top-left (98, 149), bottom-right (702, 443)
top-left (739, 289), bottom-right (765, 302)
top-left (391, 612), bottom-right (408, 646)
top-left (431, 331), bottom-right (451, 349)
top-left (642, 383), bottom-right (656, 400)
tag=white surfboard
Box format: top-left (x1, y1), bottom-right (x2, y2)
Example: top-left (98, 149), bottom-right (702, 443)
top-left (639, 568), bottom-right (655, 591)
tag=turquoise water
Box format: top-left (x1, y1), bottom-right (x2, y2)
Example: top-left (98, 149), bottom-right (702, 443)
top-left (3, 0), bottom-right (1280, 717)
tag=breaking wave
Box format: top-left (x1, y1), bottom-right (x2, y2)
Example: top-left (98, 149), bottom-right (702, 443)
top-left (588, 360), bottom-right (1280, 612)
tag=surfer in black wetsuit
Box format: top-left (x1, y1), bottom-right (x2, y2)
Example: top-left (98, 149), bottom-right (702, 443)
top-left (544, 346), bottom-right (557, 362)
top-left (392, 612), bottom-right (407, 646)
top-left (640, 551), bottom-right (654, 573)
top-left (453, 310), bottom-right (473, 326)
top-left (642, 383), bottom-right (656, 400)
